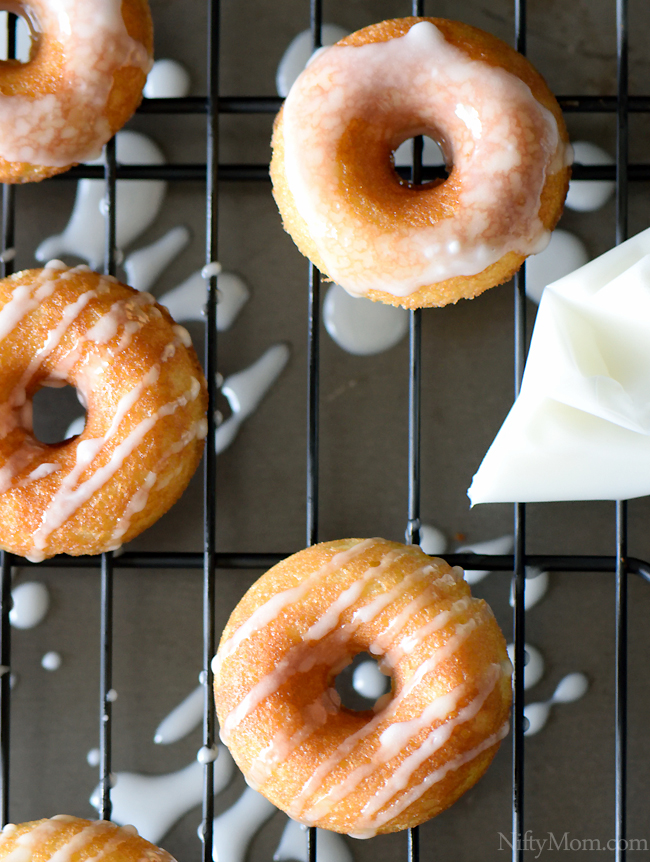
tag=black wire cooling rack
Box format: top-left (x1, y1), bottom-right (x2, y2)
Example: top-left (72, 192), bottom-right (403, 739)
top-left (0, 1), bottom-right (648, 861)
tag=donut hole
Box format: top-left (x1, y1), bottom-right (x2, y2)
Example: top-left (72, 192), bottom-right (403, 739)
top-left (31, 383), bottom-right (86, 444)
top-left (393, 135), bottom-right (449, 184)
top-left (0, 10), bottom-right (35, 63)
top-left (334, 651), bottom-right (391, 712)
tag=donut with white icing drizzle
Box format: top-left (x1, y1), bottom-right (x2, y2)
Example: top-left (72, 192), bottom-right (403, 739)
top-left (213, 538), bottom-right (512, 836)
top-left (0, 816), bottom-right (176, 862)
top-left (271, 18), bottom-right (571, 309)
top-left (0, 263), bottom-right (207, 560)
top-left (0, 0), bottom-right (153, 183)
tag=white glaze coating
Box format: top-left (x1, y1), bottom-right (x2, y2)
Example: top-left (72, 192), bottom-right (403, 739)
top-left (41, 650), bottom-right (62, 671)
top-left (0, 1), bottom-right (151, 168)
top-left (153, 685), bottom-right (204, 745)
top-left (274, 819), bottom-right (352, 862)
top-left (36, 132), bottom-right (166, 271)
top-left (211, 788), bottom-right (275, 862)
top-left (216, 344), bottom-right (290, 455)
top-left (90, 751), bottom-right (234, 844)
top-left (323, 283), bottom-right (408, 355)
top-left (276, 25), bottom-right (350, 98)
top-left (9, 582), bottom-right (49, 629)
top-left (144, 59), bottom-right (191, 99)
top-left (524, 672), bottom-right (589, 736)
top-left (565, 141), bottom-right (615, 212)
top-left (281, 21), bottom-right (565, 297)
top-left (352, 660), bottom-right (389, 700)
top-left (158, 270), bottom-right (250, 331)
top-left (124, 227), bottom-right (191, 294)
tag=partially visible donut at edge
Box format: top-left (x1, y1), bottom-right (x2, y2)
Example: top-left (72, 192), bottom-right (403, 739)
top-left (0, 263), bottom-right (208, 561)
top-left (0, 0), bottom-right (153, 183)
top-left (271, 17), bottom-right (571, 309)
top-left (214, 538), bottom-right (512, 836)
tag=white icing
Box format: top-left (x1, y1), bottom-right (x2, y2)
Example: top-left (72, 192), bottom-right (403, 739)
top-left (9, 582), bottom-right (49, 629)
top-left (106, 688), bottom-right (118, 702)
top-left (417, 523), bottom-right (447, 556)
top-left (197, 746), bottom-right (218, 765)
top-left (274, 819), bottom-right (352, 862)
top-left (87, 748), bottom-right (101, 767)
top-left (36, 131), bottom-right (165, 271)
top-left (469, 227), bottom-right (650, 503)
top-left (41, 651), bottom-right (62, 671)
top-left (510, 568), bottom-right (550, 611)
top-left (565, 140), bottom-right (615, 212)
top-left (526, 229), bottom-right (589, 304)
top-left (352, 660), bottom-right (389, 700)
top-left (276, 25), bottom-right (350, 97)
top-left (158, 270), bottom-right (250, 331)
top-left (90, 749), bottom-right (234, 844)
top-left (211, 787), bottom-right (275, 862)
top-left (144, 59), bottom-right (191, 99)
top-left (524, 672), bottom-right (589, 736)
top-left (456, 534), bottom-right (514, 585)
top-left (0, 1), bottom-right (151, 167)
top-left (281, 21), bottom-right (563, 297)
top-left (349, 722), bottom-right (509, 837)
top-left (323, 284), bottom-right (408, 354)
top-left (154, 684), bottom-right (203, 745)
top-left (201, 262), bottom-right (222, 280)
top-left (123, 226), bottom-right (191, 294)
top-left (217, 344), bottom-right (290, 454)
top-left (506, 642), bottom-right (544, 690)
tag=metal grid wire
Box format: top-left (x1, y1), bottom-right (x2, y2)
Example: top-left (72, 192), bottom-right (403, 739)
top-left (0, 1), bottom-right (647, 862)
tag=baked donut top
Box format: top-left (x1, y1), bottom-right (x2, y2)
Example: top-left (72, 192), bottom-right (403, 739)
top-left (281, 19), bottom-right (571, 298)
top-left (0, 0), bottom-right (152, 168)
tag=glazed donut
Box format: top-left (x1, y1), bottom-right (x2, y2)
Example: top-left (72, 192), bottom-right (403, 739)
top-left (0, 816), bottom-right (176, 862)
top-left (271, 18), bottom-right (571, 309)
top-left (0, 263), bottom-right (207, 561)
top-left (0, 0), bottom-right (153, 183)
top-left (213, 538), bottom-right (512, 836)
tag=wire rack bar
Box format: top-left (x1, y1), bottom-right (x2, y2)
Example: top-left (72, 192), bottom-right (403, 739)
top-left (97, 132), bottom-right (118, 823)
top-left (511, 2), bottom-right (527, 858)
top-left (614, 1), bottom-right (629, 857)
top-left (201, 1), bottom-right (221, 860)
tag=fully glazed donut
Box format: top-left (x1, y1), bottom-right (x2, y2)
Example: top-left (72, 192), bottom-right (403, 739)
top-left (0, 263), bottom-right (207, 561)
top-left (0, 816), bottom-right (176, 862)
top-left (213, 538), bottom-right (512, 836)
top-left (0, 0), bottom-right (153, 183)
top-left (271, 18), bottom-right (571, 309)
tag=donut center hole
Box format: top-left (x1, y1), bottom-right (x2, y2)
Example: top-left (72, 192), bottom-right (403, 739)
top-left (334, 652), bottom-right (391, 712)
top-left (393, 135), bottom-right (449, 184)
top-left (32, 383), bottom-right (87, 444)
top-left (0, 9), bottom-right (35, 63)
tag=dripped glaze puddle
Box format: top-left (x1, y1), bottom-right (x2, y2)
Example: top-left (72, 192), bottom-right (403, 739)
top-left (217, 344), bottom-right (290, 454)
top-left (9, 582), bottom-right (49, 629)
top-left (154, 683), bottom-right (203, 745)
top-left (35, 131), bottom-right (167, 271)
top-left (524, 673), bottom-right (589, 736)
top-left (323, 284), bottom-right (408, 355)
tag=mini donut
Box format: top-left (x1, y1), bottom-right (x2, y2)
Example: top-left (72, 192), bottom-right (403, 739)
top-left (0, 0), bottom-right (153, 183)
top-left (270, 18), bottom-right (571, 309)
top-left (0, 263), bottom-right (208, 561)
top-left (0, 816), bottom-right (176, 862)
top-left (213, 538), bottom-right (512, 836)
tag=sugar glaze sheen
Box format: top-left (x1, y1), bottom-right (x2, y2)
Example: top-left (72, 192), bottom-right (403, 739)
top-left (272, 17), bottom-right (571, 308)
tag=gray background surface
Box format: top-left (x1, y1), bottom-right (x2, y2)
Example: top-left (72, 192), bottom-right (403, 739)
top-left (5, 1), bottom-right (650, 861)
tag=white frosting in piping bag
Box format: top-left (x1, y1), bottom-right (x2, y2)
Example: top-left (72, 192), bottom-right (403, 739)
top-left (281, 20), bottom-right (564, 297)
top-left (469, 226), bottom-right (650, 503)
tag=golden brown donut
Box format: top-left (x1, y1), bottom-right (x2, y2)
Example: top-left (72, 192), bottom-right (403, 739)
top-left (271, 17), bottom-right (571, 309)
top-left (0, 263), bottom-right (207, 560)
top-left (0, 816), bottom-right (176, 862)
top-left (0, 0), bottom-right (153, 183)
top-left (214, 538), bottom-right (512, 836)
